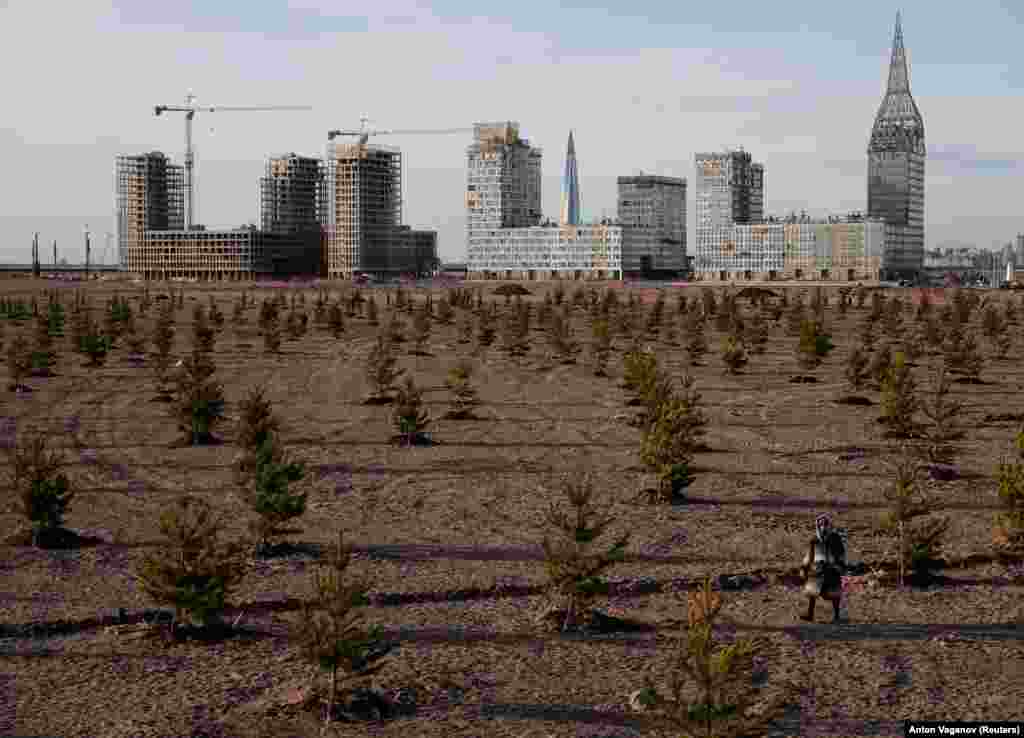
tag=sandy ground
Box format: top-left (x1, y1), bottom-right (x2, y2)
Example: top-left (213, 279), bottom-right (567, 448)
top-left (1, 276), bottom-right (1023, 738)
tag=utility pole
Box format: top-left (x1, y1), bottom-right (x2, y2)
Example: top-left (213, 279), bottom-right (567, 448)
top-left (53, 240), bottom-right (57, 267)
top-left (32, 232), bottom-right (40, 278)
top-left (84, 225), bottom-right (91, 281)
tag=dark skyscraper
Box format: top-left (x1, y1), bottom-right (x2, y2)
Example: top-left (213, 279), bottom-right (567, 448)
top-left (560, 130), bottom-right (580, 226)
top-left (867, 12), bottom-right (925, 281)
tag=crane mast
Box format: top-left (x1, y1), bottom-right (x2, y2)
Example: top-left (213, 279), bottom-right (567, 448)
top-left (154, 91), bottom-right (312, 231)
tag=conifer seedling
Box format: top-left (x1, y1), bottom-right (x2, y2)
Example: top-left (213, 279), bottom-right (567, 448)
top-left (444, 360), bottom-right (480, 419)
top-left (537, 472), bottom-right (630, 632)
top-left (365, 336), bottom-right (404, 403)
top-left (635, 576), bottom-right (774, 738)
top-left (391, 375), bottom-right (431, 446)
top-left (293, 530), bottom-right (394, 732)
top-left (134, 494), bottom-right (247, 636)
top-left (4, 432), bottom-right (74, 548)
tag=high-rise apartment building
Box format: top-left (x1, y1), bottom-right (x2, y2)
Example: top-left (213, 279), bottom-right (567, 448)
top-left (693, 149), bottom-right (765, 273)
top-left (617, 175), bottom-right (687, 275)
top-left (323, 142), bottom-right (403, 278)
top-left (260, 153), bottom-right (323, 235)
top-left (465, 122), bottom-right (542, 257)
top-left (560, 130), bottom-right (580, 226)
top-left (867, 12), bottom-right (925, 281)
top-left (116, 152), bottom-right (184, 270)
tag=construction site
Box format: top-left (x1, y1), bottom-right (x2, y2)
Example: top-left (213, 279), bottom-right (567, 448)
top-left (113, 96), bottom-right (440, 282)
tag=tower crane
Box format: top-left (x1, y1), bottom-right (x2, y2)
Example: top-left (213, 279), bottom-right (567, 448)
top-left (154, 90), bottom-right (313, 231)
top-left (327, 116), bottom-right (473, 145)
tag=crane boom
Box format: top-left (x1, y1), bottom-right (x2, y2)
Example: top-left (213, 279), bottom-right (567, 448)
top-left (327, 125), bottom-right (474, 143)
top-left (153, 91), bottom-right (313, 231)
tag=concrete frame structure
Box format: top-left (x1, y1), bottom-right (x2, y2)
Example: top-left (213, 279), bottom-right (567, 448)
top-left (323, 142), bottom-right (403, 278)
top-left (260, 153), bottom-right (323, 236)
top-left (116, 152), bottom-right (184, 272)
top-left (867, 13), bottom-right (926, 281)
top-left (617, 175), bottom-right (687, 276)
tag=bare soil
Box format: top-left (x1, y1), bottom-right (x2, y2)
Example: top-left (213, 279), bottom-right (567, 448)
top-left (2, 277), bottom-right (1023, 738)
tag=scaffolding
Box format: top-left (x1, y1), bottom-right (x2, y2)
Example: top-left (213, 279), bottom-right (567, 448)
top-left (323, 142), bottom-right (403, 278)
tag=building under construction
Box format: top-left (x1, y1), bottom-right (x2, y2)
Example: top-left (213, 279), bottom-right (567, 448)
top-left (118, 150), bottom-right (322, 280)
top-left (322, 141), bottom-right (437, 278)
top-left (116, 152), bottom-right (184, 271)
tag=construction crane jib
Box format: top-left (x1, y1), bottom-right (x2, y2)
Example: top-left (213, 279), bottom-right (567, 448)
top-left (327, 117), bottom-right (474, 145)
top-left (154, 91), bottom-right (312, 231)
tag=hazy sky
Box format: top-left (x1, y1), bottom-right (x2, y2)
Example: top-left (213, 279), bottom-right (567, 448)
top-left (1, 0), bottom-right (1022, 264)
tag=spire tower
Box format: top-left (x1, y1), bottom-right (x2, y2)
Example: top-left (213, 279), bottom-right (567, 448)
top-left (560, 130), bottom-right (580, 226)
top-left (866, 11), bottom-right (926, 282)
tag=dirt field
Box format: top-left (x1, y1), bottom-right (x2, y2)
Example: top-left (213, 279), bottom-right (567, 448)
top-left (2, 276), bottom-right (1023, 738)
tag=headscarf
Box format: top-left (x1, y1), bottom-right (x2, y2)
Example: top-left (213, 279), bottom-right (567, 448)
top-left (815, 514), bottom-right (833, 542)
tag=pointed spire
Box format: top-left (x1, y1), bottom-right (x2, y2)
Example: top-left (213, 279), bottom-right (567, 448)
top-left (887, 10), bottom-right (910, 93)
top-left (561, 129), bottom-right (580, 226)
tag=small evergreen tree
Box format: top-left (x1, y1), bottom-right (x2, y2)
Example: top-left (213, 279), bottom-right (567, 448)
top-left (327, 302), bottom-right (345, 339)
top-left (844, 343), bottom-right (871, 393)
top-left (391, 375), bottom-right (431, 445)
top-left (365, 336), bottom-right (404, 402)
top-left (31, 313), bottom-right (56, 375)
top-left (292, 531), bottom-right (393, 731)
top-left (475, 308), bottom-right (496, 351)
top-left (4, 432), bottom-right (74, 547)
top-left (880, 351), bottom-right (919, 438)
top-left (684, 310), bottom-right (708, 367)
top-left (243, 438), bottom-right (307, 555)
top-left (994, 444), bottom-right (1024, 556)
top-left (134, 494), bottom-right (247, 634)
top-left (868, 343), bottom-right (893, 389)
top-left (943, 325), bottom-right (984, 381)
top-left (918, 363), bottom-right (962, 465)
top-left (410, 303), bottom-right (432, 355)
top-left (634, 576), bottom-right (770, 738)
top-left (589, 318), bottom-right (612, 376)
top-left (881, 447), bottom-right (948, 587)
top-left (720, 333), bottom-right (748, 375)
top-left (175, 349), bottom-right (225, 445)
top-left (7, 333), bottom-right (32, 389)
top-left (445, 360), bottom-right (480, 419)
top-left (151, 300), bottom-right (176, 399)
top-left (547, 311), bottom-right (578, 364)
top-left (537, 472), bottom-right (631, 632)
top-left (795, 319), bottom-right (833, 376)
top-left (639, 374), bottom-right (707, 502)
top-left (262, 304), bottom-right (282, 355)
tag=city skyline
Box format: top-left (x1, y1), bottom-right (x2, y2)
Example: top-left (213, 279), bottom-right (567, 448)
top-left (1, 0), bottom-right (1022, 265)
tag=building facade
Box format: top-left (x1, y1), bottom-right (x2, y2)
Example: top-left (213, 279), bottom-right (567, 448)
top-left (867, 13), bottom-right (926, 281)
top-left (116, 152), bottom-right (184, 271)
top-left (693, 215), bottom-right (884, 282)
top-left (466, 121), bottom-right (542, 249)
top-left (465, 223), bottom-right (622, 280)
top-left (617, 175), bottom-right (687, 276)
top-left (694, 150), bottom-right (765, 273)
